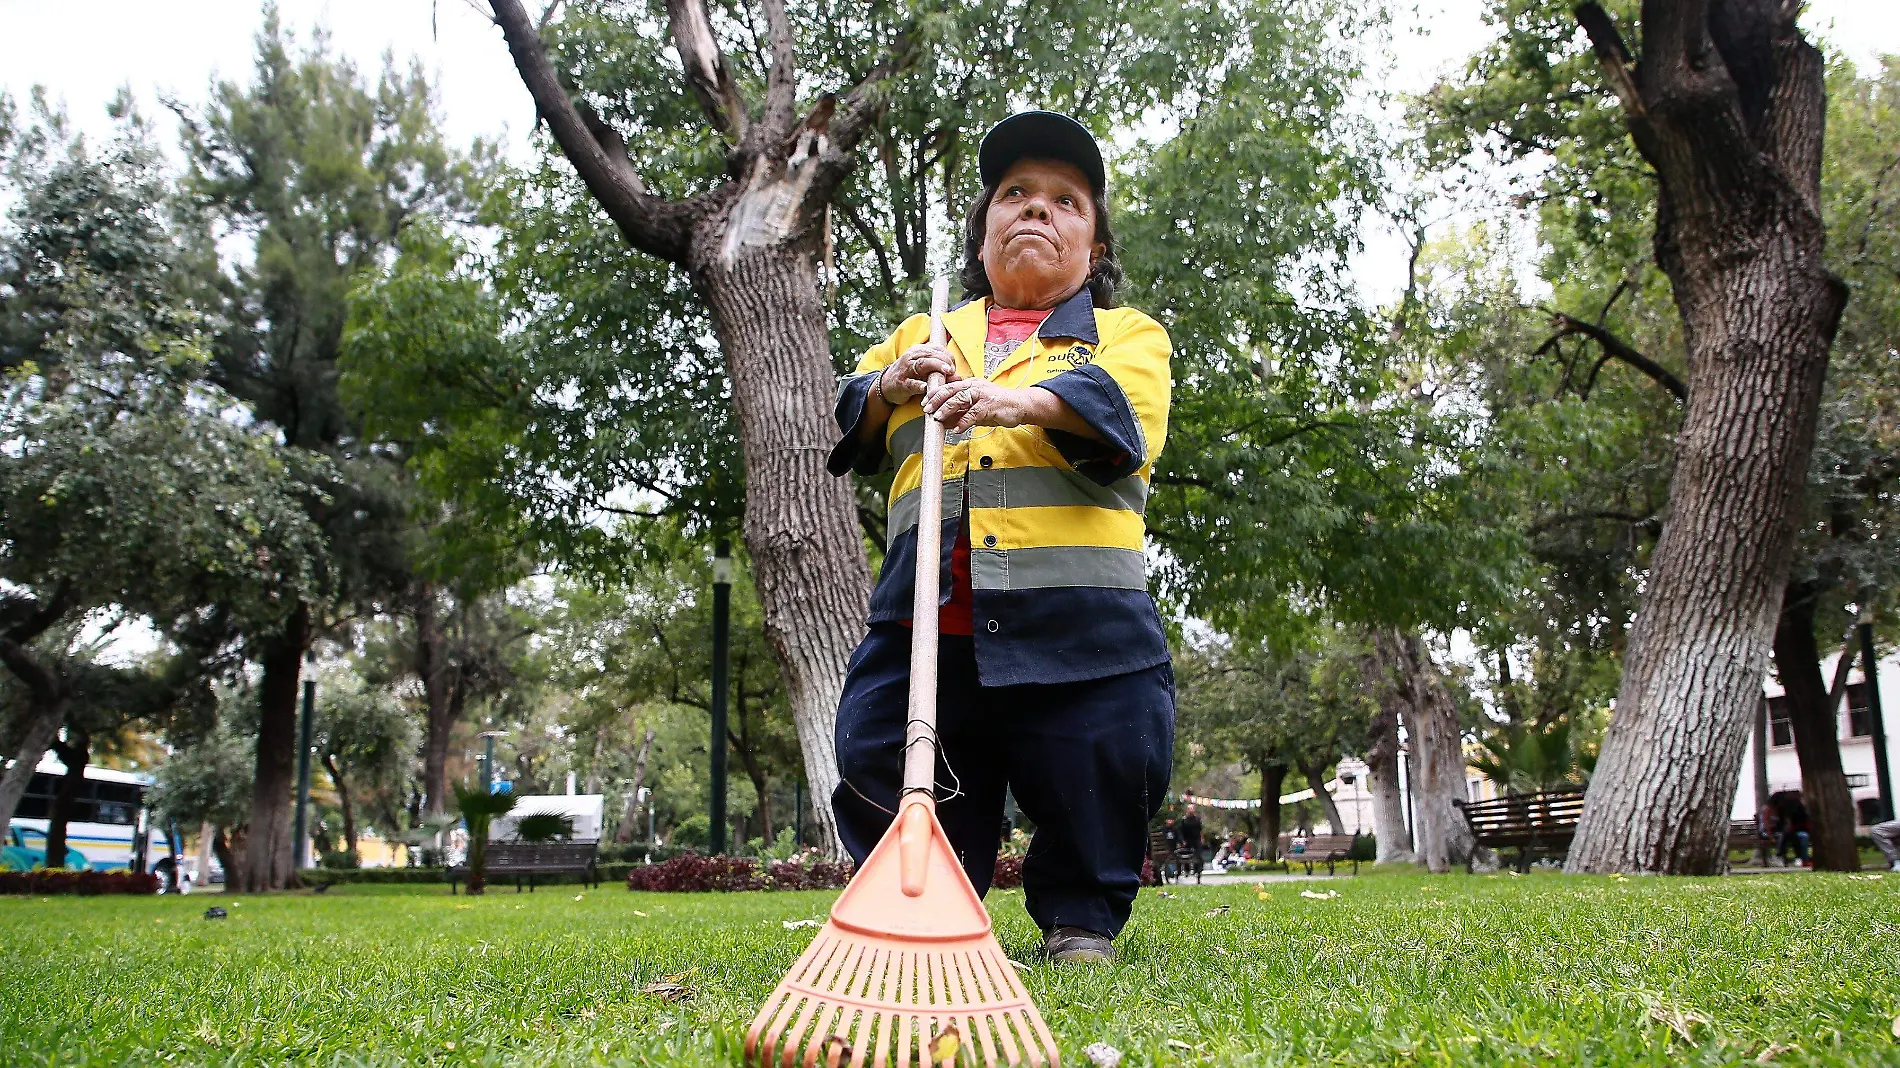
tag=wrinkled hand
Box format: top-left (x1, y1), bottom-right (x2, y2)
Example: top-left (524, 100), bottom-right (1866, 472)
top-left (879, 342), bottom-right (960, 404)
top-left (923, 378), bottom-right (1037, 433)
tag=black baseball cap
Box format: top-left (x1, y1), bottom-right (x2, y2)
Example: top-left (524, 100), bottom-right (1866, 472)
top-left (977, 111), bottom-right (1106, 193)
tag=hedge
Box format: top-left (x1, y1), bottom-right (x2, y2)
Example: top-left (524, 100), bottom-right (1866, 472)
top-left (0, 870), bottom-right (159, 895)
top-left (306, 863), bottom-right (640, 888)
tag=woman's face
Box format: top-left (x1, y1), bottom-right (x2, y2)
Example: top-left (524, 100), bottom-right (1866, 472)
top-left (979, 157), bottom-right (1104, 310)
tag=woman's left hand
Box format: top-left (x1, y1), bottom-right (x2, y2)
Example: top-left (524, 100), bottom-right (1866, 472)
top-left (922, 378), bottom-right (1038, 433)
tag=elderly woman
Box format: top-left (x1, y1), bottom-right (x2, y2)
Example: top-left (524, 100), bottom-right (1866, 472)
top-left (825, 112), bottom-right (1172, 964)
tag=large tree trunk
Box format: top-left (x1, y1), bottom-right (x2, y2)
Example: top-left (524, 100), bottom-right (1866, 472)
top-left (1363, 692), bottom-right (1414, 863)
top-left (618, 727), bottom-right (656, 843)
top-left (1299, 759), bottom-right (1347, 836)
top-left (1771, 585), bottom-right (1859, 870)
top-left (489, 0), bottom-right (905, 859)
top-left (322, 752), bottom-right (358, 858)
top-left (44, 727), bottom-right (91, 870)
top-left (1566, 1), bottom-right (1847, 874)
top-left (238, 602), bottom-right (310, 892)
top-left (1257, 762), bottom-right (1286, 861)
top-left (694, 251), bottom-right (870, 858)
top-left (1376, 630), bottom-right (1475, 872)
top-left (211, 825), bottom-right (236, 884)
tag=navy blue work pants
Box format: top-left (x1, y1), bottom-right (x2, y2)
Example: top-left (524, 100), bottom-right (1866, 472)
top-left (832, 624), bottom-right (1174, 938)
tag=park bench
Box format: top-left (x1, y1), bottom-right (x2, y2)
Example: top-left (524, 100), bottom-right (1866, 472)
top-left (447, 840), bottom-right (600, 894)
top-left (1454, 790), bottom-right (1585, 872)
top-left (1278, 833), bottom-right (1361, 876)
top-left (1727, 819), bottom-right (1772, 866)
top-left (1148, 830), bottom-right (1179, 883)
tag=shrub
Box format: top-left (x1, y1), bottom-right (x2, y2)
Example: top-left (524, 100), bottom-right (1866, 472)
top-left (1348, 833), bottom-right (1377, 862)
top-left (625, 853), bottom-right (855, 892)
top-left (597, 841), bottom-right (694, 865)
top-left (514, 813), bottom-right (575, 843)
top-left (991, 854), bottom-right (1024, 889)
top-left (0, 870), bottom-right (160, 895)
top-left (319, 850), bottom-right (361, 870)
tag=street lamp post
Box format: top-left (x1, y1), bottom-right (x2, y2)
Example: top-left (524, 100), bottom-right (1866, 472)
top-left (711, 540), bottom-right (732, 855)
top-left (292, 652), bottom-right (317, 870)
top-left (1860, 610), bottom-right (1894, 822)
top-left (478, 730), bottom-right (508, 794)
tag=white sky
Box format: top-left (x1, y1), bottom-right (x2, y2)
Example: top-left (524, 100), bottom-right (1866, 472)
top-left (4, 0), bottom-right (1895, 296)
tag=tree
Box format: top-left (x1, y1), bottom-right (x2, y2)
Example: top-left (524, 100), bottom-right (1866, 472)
top-left (0, 112), bottom-right (326, 833)
top-left (314, 676), bottom-right (418, 860)
top-left (1370, 630), bottom-right (1478, 873)
top-left (453, 783), bottom-right (517, 895)
top-left (1545, 0), bottom-right (1851, 874)
top-left (176, 12), bottom-right (487, 888)
top-left (151, 692), bottom-right (261, 881)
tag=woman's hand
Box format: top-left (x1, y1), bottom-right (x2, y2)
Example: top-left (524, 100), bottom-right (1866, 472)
top-left (923, 378), bottom-right (1039, 433)
top-left (878, 342), bottom-right (960, 404)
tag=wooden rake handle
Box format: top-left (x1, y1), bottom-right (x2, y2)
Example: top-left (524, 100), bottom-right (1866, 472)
top-left (899, 277), bottom-right (950, 896)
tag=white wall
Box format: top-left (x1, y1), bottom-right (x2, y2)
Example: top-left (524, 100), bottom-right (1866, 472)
top-left (1731, 650), bottom-right (1900, 828)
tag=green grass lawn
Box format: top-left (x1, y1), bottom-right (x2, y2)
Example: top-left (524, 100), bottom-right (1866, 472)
top-left (2, 869), bottom-right (1896, 1066)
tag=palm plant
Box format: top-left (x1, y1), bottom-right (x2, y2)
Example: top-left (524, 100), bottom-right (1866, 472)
top-left (1470, 718), bottom-right (1596, 796)
top-left (513, 812), bottom-right (575, 843)
top-left (453, 784), bottom-right (519, 894)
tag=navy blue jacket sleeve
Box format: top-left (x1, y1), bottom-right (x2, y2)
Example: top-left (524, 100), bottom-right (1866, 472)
top-left (1034, 364), bottom-right (1146, 485)
top-left (826, 371), bottom-right (888, 477)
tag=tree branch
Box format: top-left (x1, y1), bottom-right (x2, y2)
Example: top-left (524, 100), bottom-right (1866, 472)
top-left (488, 0), bottom-right (696, 262)
top-left (1573, 3), bottom-right (1645, 120)
top-left (665, 0), bottom-right (750, 143)
top-left (759, 0), bottom-right (796, 137)
top-left (1538, 312), bottom-right (1688, 403)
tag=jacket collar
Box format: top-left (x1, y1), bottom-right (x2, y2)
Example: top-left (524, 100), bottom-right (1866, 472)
top-left (942, 287), bottom-right (1101, 381)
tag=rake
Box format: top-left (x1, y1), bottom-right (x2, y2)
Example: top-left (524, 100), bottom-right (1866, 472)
top-left (745, 278), bottom-right (1060, 1068)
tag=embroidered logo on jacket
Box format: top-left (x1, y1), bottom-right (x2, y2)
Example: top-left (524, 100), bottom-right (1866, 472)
top-left (1046, 344), bottom-right (1095, 369)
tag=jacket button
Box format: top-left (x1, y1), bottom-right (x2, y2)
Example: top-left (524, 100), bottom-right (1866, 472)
top-left (983, 534), bottom-right (997, 547)
top-left (986, 620), bottom-right (999, 634)
top-left (980, 455), bottom-right (993, 468)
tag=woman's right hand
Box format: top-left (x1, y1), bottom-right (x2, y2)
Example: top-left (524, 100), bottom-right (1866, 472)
top-left (879, 342), bottom-right (960, 405)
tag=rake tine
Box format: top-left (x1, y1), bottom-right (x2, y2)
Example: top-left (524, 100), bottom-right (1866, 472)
top-left (757, 937), bottom-right (834, 1064)
top-left (801, 943), bottom-right (867, 1068)
top-left (782, 938), bottom-right (862, 1068)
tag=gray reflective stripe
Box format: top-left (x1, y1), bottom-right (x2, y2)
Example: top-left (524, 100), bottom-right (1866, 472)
top-left (969, 545), bottom-right (1148, 591)
top-left (885, 479), bottom-right (965, 548)
top-left (965, 466), bottom-right (1147, 515)
top-left (889, 417), bottom-right (925, 461)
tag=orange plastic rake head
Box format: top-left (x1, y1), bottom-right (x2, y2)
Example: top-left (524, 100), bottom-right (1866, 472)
top-left (743, 797), bottom-right (1059, 1068)
top-left (746, 277), bottom-right (1059, 1068)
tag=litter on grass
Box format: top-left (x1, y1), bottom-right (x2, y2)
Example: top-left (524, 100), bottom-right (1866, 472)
top-left (1082, 1042), bottom-right (1122, 1068)
top-left (781, 918), bottom-right (821, 930)
top-left (1204, 905), bottom-right (1230, 917)
top-left (1299, 889), bottom-right (1339, 900)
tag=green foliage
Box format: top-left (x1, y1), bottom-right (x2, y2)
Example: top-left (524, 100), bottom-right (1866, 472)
top-left (149, 694), bottom-right (257, 831)
top-left (1469, 716), bottom-right (1599, 796)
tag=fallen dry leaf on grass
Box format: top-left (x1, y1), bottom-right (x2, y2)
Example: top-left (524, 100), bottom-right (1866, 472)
top-left (1891, 1015), bottom-right (1899, 1040)
top-left (927, 1024), bottom-right (961, 1065)
top-left (641, 981), bottom-right (693, 1002)
top-left (1082, 1042), bottom-right (1122, 1068)
top-left (1755, 1042), bottom-right (1793, 1062)
top-left (1167, 1039), bottom-right (1194, 1051)
top-left (1635, 994), bottom-right (1709, 1045)
top-left (819, 1035), bottom-right (852, 1068)
top-left (1299, 889), bottom-right (1339, 900)
top-left (1204, 905), bottom-right (1230, 917)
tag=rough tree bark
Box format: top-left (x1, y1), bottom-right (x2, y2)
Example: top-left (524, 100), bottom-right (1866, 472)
top-left (1770, 583), bottom-right (1859, 870)
top-left (44, 726), bottom-right (90, 871)
top-left (1567, 0), bottom-right (1848, 874)
top-left (617, 727), bottom-right (657, 843)
top-left (237, 602), bottom-right (311, 892)
top-left (1363, 687), bottom-right (1415, 863)
top-left (1256, 762), bottom-right (1287, 861)
top-left (485, 0), bottom-right (913, 856)
top-left (1376, 630), bottom-right (1475, 872)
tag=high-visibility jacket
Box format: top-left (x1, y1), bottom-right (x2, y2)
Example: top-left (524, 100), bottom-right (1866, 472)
top-left (826, 286), bottom-right (1172, 686)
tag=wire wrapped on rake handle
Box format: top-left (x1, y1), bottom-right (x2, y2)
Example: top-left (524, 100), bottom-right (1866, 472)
top-left (898, 277), bottom-right (951, 898)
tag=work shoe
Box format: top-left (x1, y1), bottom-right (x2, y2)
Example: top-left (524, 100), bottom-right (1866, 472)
top-left (1042, 926), bottom-right (1114, 964)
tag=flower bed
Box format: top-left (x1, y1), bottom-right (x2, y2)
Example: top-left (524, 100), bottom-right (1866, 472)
top-left (625, 852), bottom-right (1035, 893)
top-left (0, 870), bottom-right (160, 895)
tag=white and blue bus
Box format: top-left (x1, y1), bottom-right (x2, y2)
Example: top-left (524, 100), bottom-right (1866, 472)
top-left (4, 755), bottom-right (175, 874)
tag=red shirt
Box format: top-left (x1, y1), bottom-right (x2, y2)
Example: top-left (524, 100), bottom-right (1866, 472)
top-left (936, 306), bottom-right (1050, 635)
